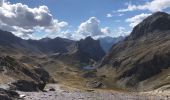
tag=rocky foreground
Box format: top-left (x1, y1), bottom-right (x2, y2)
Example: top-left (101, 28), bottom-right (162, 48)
top-left (17, 84), bottom-right (170, 100)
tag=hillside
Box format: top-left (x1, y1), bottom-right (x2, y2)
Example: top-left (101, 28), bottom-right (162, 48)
top-left (0, 29), bottom-right (106, 89)
top-left (97, 12), bottom-right (170, 91)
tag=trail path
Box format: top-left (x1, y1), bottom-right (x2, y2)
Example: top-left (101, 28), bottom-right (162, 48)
top-left (18, 84), bottom-right (170, 100)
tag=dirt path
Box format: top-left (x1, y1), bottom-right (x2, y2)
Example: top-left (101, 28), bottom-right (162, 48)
top-left (18, 84), bottom-right (170, 100)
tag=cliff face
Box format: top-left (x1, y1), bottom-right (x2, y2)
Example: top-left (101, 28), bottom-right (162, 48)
top-left (76, 36), bottom-right (105, 63)
top-left (97, 12), bottom-right (170, 91)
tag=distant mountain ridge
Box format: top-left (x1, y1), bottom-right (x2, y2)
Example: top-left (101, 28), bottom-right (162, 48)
top-left (99, 36), bottom-right (124, 52)
top-left (27, 37), bottom-right (75, 54)
top-left (0, 29), bottom-right (105, 64)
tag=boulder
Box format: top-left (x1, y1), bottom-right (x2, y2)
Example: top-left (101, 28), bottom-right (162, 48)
top-left (49, 88), bottom-right (55, 91)
top-left (0, 88), bottom-right (19, 100)
top-left (86, 81), bottom-right (105, 88)
top-left (33, 68), bottom-right (50, 83)
top-left (11, 80), bottom-right (40, 92)
top-left (38, 82), bottom-right (46, 91)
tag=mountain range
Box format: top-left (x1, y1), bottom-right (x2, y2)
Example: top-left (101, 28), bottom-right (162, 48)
top-left (0, 11), bottom-right (170, 93)
top-left (0, 29), bottom-right (105, 63)
top-left (0, 29), bottom-right (106, 89)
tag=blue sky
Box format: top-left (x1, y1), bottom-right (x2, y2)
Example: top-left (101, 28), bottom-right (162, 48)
top-left (0, 0), bottom-right (170, 40)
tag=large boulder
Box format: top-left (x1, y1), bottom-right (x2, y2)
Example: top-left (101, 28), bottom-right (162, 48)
top-left (11, 80), bottom-right (46, 92)
top-left (33, 68), bottom-right (50, 83)
top-left (0, 88), bottom-right (19, 100)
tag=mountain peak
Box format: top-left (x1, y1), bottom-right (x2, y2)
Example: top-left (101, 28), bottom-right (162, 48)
top-left (40, 37), bottom-right (51, 42)
top-left (84, 36), bottom-right (94, 41)
top-left (129, 12), bottom-right (170, 39)
top-left (152, 11), bottom-right (169, 16)
top-left (76, 36), bottom-right (105, 62)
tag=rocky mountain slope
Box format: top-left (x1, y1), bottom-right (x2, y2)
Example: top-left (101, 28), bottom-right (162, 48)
top-left (0, 56), bottom-right (52, 91)
top-left (0, 30), bottom-right (43, 56)
top-left (97, 12), bottom-right (170, 91)
top-left (68, 36), bottom-right (105, 64)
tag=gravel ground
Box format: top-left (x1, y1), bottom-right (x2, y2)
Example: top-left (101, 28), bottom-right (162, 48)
top-left (18, 84), bottom-right (170, 100)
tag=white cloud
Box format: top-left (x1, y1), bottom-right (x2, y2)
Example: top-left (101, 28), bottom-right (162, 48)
top-left (76, 17), bottom-right (131, 39)
top-left (0, 1), bottom-right (129, 40)
top-left (114, 27), bottom-right (130, 36)
top-left (77, 17), bottom-right (106, 37)
top-left (76, 17), bottom-right (116, 39)
top-left (118, 0), bottom-right (170, 12)
top-left (118, 13), bottom-right (124, 16)
top-left (99, 27), bottom-right (130, 38)
top-left (106, 13), bottom-right (124, 17)
top-left (126, 13), bottom-right (151, 27)
top-left (0, 1), bottom-right (68, 39)
top-left (101, 27), bottom-right (111, 34)
top-left (106, 13), bottom-right (113, 18)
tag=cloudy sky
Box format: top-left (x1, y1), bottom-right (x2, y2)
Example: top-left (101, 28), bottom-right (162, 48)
top-left (0, 0), bottom-right (170, 40)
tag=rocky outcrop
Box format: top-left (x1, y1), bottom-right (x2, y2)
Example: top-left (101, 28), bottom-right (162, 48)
top-left (33, 68), bottom-right (50, 83)
top-left (11, 80), bottom-right (45, 92)
top-left (0, 88), bottom-right (19, 100)
top-left (11, 80), bottom-right (39, 92)
top-left (0, 56), bottom-right (51, 91)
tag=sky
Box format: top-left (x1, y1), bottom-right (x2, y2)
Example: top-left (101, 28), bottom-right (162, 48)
top-left (0, 0), bottom-right (170, 40)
